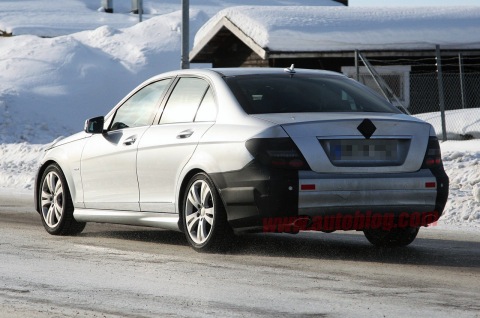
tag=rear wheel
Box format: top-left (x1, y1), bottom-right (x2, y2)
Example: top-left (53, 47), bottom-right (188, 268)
top-left (363, 227), bottom-right (419, 247)
top-left (39, 164), bottom-right (86, 235)
top-left (181, 173), bottom-right (234, 252)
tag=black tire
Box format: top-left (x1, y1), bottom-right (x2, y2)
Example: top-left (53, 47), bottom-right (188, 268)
top-left (363, 227), bottom-right (420, 247)
top-left (181, 173), bottom-right (234, 252)
top-left (38, 164), bottom-right (86, 235)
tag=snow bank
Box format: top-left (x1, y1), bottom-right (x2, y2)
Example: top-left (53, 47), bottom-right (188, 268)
top-left (0, 143), bottom-right (46, 191)
top-left (0, 0), bottom-right (342, 37)
top-left (440, 140), bottom-right (480, 225)
top-left (415, 108), bottom-right (480, 140)
top-left (0, 10), bottom-right (209, 144)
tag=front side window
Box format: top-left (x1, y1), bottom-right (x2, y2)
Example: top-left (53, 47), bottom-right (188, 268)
top-left (110, 79), bottom-right (172, 130)
top-left (224, 74), bottom-right (400, 115)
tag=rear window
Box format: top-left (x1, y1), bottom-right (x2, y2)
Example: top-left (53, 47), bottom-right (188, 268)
top-left (224, 74), bottom-right (400, 114)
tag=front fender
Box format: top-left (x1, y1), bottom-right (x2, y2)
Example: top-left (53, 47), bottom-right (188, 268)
top-left (35, 137), bottom-right (89, 213)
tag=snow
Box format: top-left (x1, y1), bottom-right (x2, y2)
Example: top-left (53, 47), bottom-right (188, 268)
top-left (415, 108), bottom-right (480, 140)
top-left (440, 140), bottom-right (480, 227)
top-left (194, 6), bottom-right (480, 52)
top-left (0, 0), bottom-right (479, 229)
top-left (0, 0), bottom-right (342, 37)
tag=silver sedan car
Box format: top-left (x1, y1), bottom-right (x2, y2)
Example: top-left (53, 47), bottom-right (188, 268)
top-left (35, 67), bottom-right (449, 251)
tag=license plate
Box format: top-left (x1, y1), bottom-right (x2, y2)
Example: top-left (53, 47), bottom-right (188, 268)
top-left (320, 139), bottom-right (408, 167)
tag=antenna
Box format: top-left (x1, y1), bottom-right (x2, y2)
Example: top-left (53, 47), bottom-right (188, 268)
top-left (284, 64), bottom-right (296, 74)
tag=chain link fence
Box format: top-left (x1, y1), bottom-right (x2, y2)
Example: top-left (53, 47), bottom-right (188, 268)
top-left (348, 53), bottom-right (480, 140)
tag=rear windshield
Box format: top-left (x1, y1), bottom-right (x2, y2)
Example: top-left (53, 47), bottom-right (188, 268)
top-left (224, 74), bottom-right (400, 114)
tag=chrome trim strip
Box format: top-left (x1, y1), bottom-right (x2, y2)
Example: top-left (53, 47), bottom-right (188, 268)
top-left (73, 208), bottom-right (181, 232)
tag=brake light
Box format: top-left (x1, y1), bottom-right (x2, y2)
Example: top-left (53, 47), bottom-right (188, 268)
top-left (245, 138), bottom-right (311, 170)
top-left (422, 136), bottom-right (443, 168)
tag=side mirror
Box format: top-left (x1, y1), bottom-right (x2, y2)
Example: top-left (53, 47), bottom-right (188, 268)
top-left (84, 116), bottom-right (105, 134)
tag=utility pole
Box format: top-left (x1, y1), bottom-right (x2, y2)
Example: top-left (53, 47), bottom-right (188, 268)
top-left (181, 0), bottom-right (190, 69)
top-left (138, 0), bottom-right (143, 23)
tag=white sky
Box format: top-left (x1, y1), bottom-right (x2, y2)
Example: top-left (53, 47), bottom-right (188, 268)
top-left (350, 0), bottom-right (479, 6)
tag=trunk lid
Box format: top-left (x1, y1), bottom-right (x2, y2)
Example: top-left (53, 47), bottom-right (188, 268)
top-left (253, 113), bottom-right (430, 174)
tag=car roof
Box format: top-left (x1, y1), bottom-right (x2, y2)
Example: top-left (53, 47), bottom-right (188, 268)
top-left (148, 67), bottom-right (344, 81)
top-left (209, 67), bottom-right (343, 77)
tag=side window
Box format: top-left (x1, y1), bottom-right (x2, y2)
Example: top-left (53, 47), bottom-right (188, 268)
top-left (194, 87), bottom-right (217, 122)
top-left (160, 78), bottom-right (209, 124)
top-left (110, 79), bottom-right (171, 131)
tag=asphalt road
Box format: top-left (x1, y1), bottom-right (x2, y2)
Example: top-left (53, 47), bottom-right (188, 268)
top-left (0, 193), bottom-right (479, 317)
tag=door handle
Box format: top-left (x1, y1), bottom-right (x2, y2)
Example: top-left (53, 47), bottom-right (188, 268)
top-left (123, 136), bottom-right (137, 146)
top-left (177, 129), bottom-right (194, 139)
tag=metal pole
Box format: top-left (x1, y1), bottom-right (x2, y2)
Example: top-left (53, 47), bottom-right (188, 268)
top-left (138, 0), bottom-right (143, 23)
top-left (354, 50), bottom-right (359, 82)
top-left (358, 52), bottom-right (390, 102)
top-left (436, 45), bottom-right (447, 141)
top-left (181, 0), bottom-right (190, 69)
top-left (459, 53), bottom-right (467, 109)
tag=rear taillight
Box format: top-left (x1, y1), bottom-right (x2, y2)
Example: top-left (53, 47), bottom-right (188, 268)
top-left (422, 136), bottom-right (442, 168)
top-left (245, 138), bottom-right (311, 170)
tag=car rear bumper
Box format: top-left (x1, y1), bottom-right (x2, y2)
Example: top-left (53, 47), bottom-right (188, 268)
top-left (210, 161), bottom-right (449, 233)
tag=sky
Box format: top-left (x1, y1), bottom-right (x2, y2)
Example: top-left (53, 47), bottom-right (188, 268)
top-left (350, 0), bottom-right (479, 6)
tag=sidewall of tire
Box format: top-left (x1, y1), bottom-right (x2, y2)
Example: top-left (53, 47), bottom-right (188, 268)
top-left (39, 164), bottom-right (84, 235)
top-left (181, 173), bottom-right (231, 252)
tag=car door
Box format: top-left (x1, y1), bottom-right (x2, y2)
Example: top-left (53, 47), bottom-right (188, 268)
top-left (137, 77), bottom-right (217, 213)
top-left (81, 79), bottom-right (173, 211)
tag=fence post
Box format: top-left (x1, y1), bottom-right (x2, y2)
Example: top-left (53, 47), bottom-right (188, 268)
top-left (435, 45), bottom-right (447, 141)
top-left (459, 53), bottom-right (467, 109)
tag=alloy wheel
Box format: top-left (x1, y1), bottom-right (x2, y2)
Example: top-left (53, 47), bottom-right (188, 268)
top-left (41, 171), bottom-right (64, 228)
top-left (185, 179), bottom-right (215, 244)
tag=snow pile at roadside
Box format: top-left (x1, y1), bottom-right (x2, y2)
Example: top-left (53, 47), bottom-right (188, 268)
top-left (0, 10), bottom-right (209, 144)
top-left (415, 108), bottom-right (480, 140)
top-left (0, 143), bottom-right (46, 191)
top-left (440, 140), bottom-right (480, 225)
top-left (0, 0), bottom-right (341, 37)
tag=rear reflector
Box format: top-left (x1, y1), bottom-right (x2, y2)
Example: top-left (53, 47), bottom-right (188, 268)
top-left (301, 184), bottom-right (316, 191)
top-left (425, 182), bottom-right (436, 188)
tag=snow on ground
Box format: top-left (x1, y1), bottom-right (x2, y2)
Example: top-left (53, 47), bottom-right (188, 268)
top-left (415, 108), bottom-right (480, 140)
top-left (440, 140), bottom-right (480, 228)
top-left (0, 0), bottom-right (479, 228)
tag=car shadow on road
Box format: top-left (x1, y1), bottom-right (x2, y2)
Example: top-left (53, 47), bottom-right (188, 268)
top-left (80, 225), bottom-right (480, 269)
top-left (233, 231), bottom-right (480, 269)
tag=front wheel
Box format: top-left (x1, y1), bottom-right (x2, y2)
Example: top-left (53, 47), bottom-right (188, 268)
top-left (181, 173), bottom-right (234, 252)
top-left (363, 227), bottom-right (420, 247)
top-left (39, 164), bottom-right (86, 235)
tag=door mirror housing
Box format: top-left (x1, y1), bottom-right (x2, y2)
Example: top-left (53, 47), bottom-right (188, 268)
top-left (84, 116), bottom-right (105, 134)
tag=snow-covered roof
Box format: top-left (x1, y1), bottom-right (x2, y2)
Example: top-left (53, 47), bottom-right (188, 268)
top-left (190, 6), bottom-right (480, 62)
